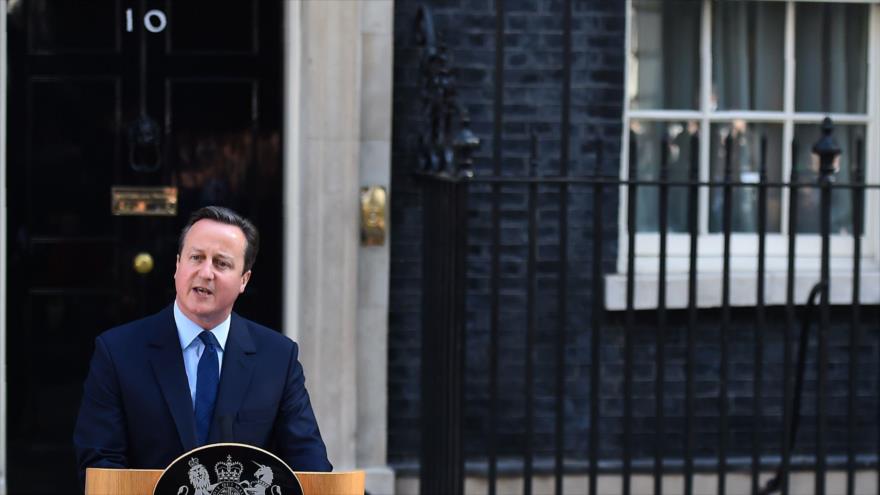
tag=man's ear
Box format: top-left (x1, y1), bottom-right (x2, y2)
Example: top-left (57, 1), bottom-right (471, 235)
top-left (239, 270), bottom-right (252, 293)
top-left (174, 254), bottom-right (180, 277)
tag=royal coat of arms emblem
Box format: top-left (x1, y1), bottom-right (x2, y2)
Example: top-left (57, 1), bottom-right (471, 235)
top-left (178, 455), bottom-right (280, 495)
top-left (154, 443), bottom-right (302, 495)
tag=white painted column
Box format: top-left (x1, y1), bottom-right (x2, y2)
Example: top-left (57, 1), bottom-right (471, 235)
top-left (283, 0), bottom-right (304, 343)
top-left (356, 1), bottom-right (395, 494)
top-left (282, 1), bottom-right (395, 492)
top-left (294, 0), bottom-right (364, 473)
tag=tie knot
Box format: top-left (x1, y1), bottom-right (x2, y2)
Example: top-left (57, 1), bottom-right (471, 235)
top-left (198, 331), bottom-right (220, 351)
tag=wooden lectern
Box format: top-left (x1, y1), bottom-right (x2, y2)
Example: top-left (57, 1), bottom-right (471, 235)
top-left (85, 467), bottom-right (365, 495)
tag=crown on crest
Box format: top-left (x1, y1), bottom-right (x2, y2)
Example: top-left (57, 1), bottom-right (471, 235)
top-left (188, 457), bottom-right (201, 468)
top-left (215, 455), bottom-right (243, 483)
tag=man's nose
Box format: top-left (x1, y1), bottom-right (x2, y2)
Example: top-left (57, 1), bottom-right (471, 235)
top-left (197, 260), bottom-right (215, 279)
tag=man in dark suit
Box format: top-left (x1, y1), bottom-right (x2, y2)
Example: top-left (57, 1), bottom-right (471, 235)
top-left (73, 206), bottom-right (331, 483)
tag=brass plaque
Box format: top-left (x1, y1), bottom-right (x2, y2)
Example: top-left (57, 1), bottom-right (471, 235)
top-left (111, 186), bottom-right (178, 216)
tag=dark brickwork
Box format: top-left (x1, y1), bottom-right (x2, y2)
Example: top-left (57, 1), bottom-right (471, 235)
top-left (388, 0), bottom-right (880, 473)
top-left (390, 0), bottom-right (625, 467)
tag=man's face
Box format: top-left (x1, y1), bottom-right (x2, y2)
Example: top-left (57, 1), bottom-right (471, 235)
top-left (174, 219), bottom-right (251, 329)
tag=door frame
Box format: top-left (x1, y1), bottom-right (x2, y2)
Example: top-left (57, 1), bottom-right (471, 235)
top-left (282, 0), bottom-right (303, 343)
top-left (0, 2), bottom-right (303, 491)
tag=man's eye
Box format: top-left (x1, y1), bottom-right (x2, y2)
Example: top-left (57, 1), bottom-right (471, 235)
top-left (190, 255), bottom-right (202, 261)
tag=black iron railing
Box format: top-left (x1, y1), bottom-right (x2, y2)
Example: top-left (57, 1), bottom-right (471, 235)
top-left (419, 120), bottom-right (880, 495)
top-left (413, 6), bottom-right (880, 495)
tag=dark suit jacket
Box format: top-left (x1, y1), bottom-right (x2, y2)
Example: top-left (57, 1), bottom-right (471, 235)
top-left (73, 305), bottom-right (331, 483)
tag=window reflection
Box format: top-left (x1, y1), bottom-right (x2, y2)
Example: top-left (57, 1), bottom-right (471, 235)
top-left (795, 3), bottom-right (867, 113)
top-left (712, 1), bottom-right (784, 111)
top-left (631, 120), bottom-right (699, 233)
top-left (708, 121), bottom-right (782, 233)
top-left (174, 128), bottom-right (282, 215)
top-left (175, 129), bottom-right (253, 211)
top-left (630, 0), bottom-right (700, 110)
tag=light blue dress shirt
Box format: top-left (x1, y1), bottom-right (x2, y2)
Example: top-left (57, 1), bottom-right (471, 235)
top-left (173, 301), bottom-right (230, 409)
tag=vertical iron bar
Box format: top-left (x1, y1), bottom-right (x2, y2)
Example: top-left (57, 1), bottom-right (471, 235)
top-left (444, 182), bottom-right (455, 494)
top-left (589, 139), bottom-right (604, 495)
top-left (555, 1), bottom-right (572, 493)
top-left (524, 131), bottom-right (538, 495)
top-left (450, 181), bottom-right (459, 495)
top-left (623, 132), bottom-right (638, 495)
top-left (419, 177), bottom-right (468, 494)
top-left (752, 136), bottom-right (768, 495)
top-left (654, 136), bottom-right (669, 495)
top-left (488, 0), bottom-right (504, 492)
top-left (718, 133), bottom-right (733, 495)
top-left (420, 183), bottom-right (431, 495)
top-left (439, 182), bottom-right (448, 494)
top-left (780, 141), bottom-right (799, 495)
top-left (443, 192), bottom-right (449, 492)
top-left (846, 139), bottom-right (863, 495)
top-left (439, 182), bottom-right (446, 494)
top-left (454, 179), bottom-right (468, 495)
top-left (817, 180), bottom-right (830, 495)
top-left (487, 164), bottom-right (500, 484)
top-left (684, 133), bottom-right (699, 495)
top-left (814, 117), bottom-right (839, 495)
top-left (421, 182), bottom-right (433, 494)
top-left (421, 178), bottom-right (459, 495)
top-left (444, 181), bottom-right (453, 494)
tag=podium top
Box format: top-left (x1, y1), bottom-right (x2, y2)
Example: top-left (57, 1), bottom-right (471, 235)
top-left (85, 468), bottom-right (365, 495)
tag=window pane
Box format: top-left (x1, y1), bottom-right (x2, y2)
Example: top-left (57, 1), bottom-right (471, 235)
top-left (630, 120), bottom-right (699, 233)
top-left (795, 3), bottom-right (868, 114)
top-left (629, 0), bottom-right (700, 110)
top-left (712, 1), bottom-right (784, 111)
top-left (793, 124), bottom-right (863, 234)
top-left (708, 122), bottom-right (782, 233)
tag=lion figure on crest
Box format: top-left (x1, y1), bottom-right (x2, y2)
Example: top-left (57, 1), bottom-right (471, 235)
top-left (175, 457), bottom-right (214, 495)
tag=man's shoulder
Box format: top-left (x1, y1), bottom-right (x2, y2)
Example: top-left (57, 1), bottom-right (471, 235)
top-left (97, 306), bottom-right (173, 346)
top-left (233, 314), bottom-right (297, 350)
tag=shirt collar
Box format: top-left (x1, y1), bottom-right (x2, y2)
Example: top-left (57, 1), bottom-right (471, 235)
top-left (173, 300), bottom-right (230, 351)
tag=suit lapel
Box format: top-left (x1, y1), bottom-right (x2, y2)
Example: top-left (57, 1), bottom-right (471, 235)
top-left (210, 313), bottom-right (257, 442)
top-left (149, 307), bottom-right (198, 452)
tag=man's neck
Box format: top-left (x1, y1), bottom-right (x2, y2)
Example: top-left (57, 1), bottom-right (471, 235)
top-left (173, 298), bottom-right (230, 331)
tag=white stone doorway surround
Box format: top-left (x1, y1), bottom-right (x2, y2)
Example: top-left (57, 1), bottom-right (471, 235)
top-left (284, 2), bottom-right (395, 494)
top-left (0, 1), bottom-right (396, 493)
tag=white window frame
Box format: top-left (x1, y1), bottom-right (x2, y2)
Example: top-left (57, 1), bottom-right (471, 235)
top-left (608, 0), bottom-right (880, 310)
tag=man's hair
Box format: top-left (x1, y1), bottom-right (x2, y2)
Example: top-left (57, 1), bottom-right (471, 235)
top-left (178, 206), bottom-right (260, 273)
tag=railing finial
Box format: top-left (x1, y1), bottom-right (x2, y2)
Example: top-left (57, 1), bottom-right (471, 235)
top-left (812, 116), bottom-right (841, 180)
top-left (415, 4), bottom-right (480, 177)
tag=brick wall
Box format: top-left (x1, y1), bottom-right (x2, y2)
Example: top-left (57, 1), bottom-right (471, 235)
top-left (390, 0), bottom-right (625, 467)
top-left (388, 0), bottom-right (880, 473)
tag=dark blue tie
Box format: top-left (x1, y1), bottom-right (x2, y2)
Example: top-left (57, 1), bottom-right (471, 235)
top-left (194, 331), bottom-right (220, 446)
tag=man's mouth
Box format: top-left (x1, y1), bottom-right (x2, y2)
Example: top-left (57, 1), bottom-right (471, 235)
top-left (193, 287), bottom-right (213, 296)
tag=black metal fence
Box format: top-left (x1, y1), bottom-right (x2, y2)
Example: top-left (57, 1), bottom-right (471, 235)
top-left (419, 119), bottom-right (880, 495)
top-left (413, 6), bottom-right (880, 495)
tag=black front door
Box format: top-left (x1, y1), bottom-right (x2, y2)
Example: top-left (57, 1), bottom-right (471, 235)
top-left (6, 1), bottom-right (283, 491)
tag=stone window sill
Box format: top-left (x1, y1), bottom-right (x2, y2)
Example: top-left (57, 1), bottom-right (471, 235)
top-left (604, 264), bottom-right (880, 311)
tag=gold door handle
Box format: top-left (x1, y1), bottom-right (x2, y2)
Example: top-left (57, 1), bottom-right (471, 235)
top-left (133, 252), bottom-right (155, 275)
